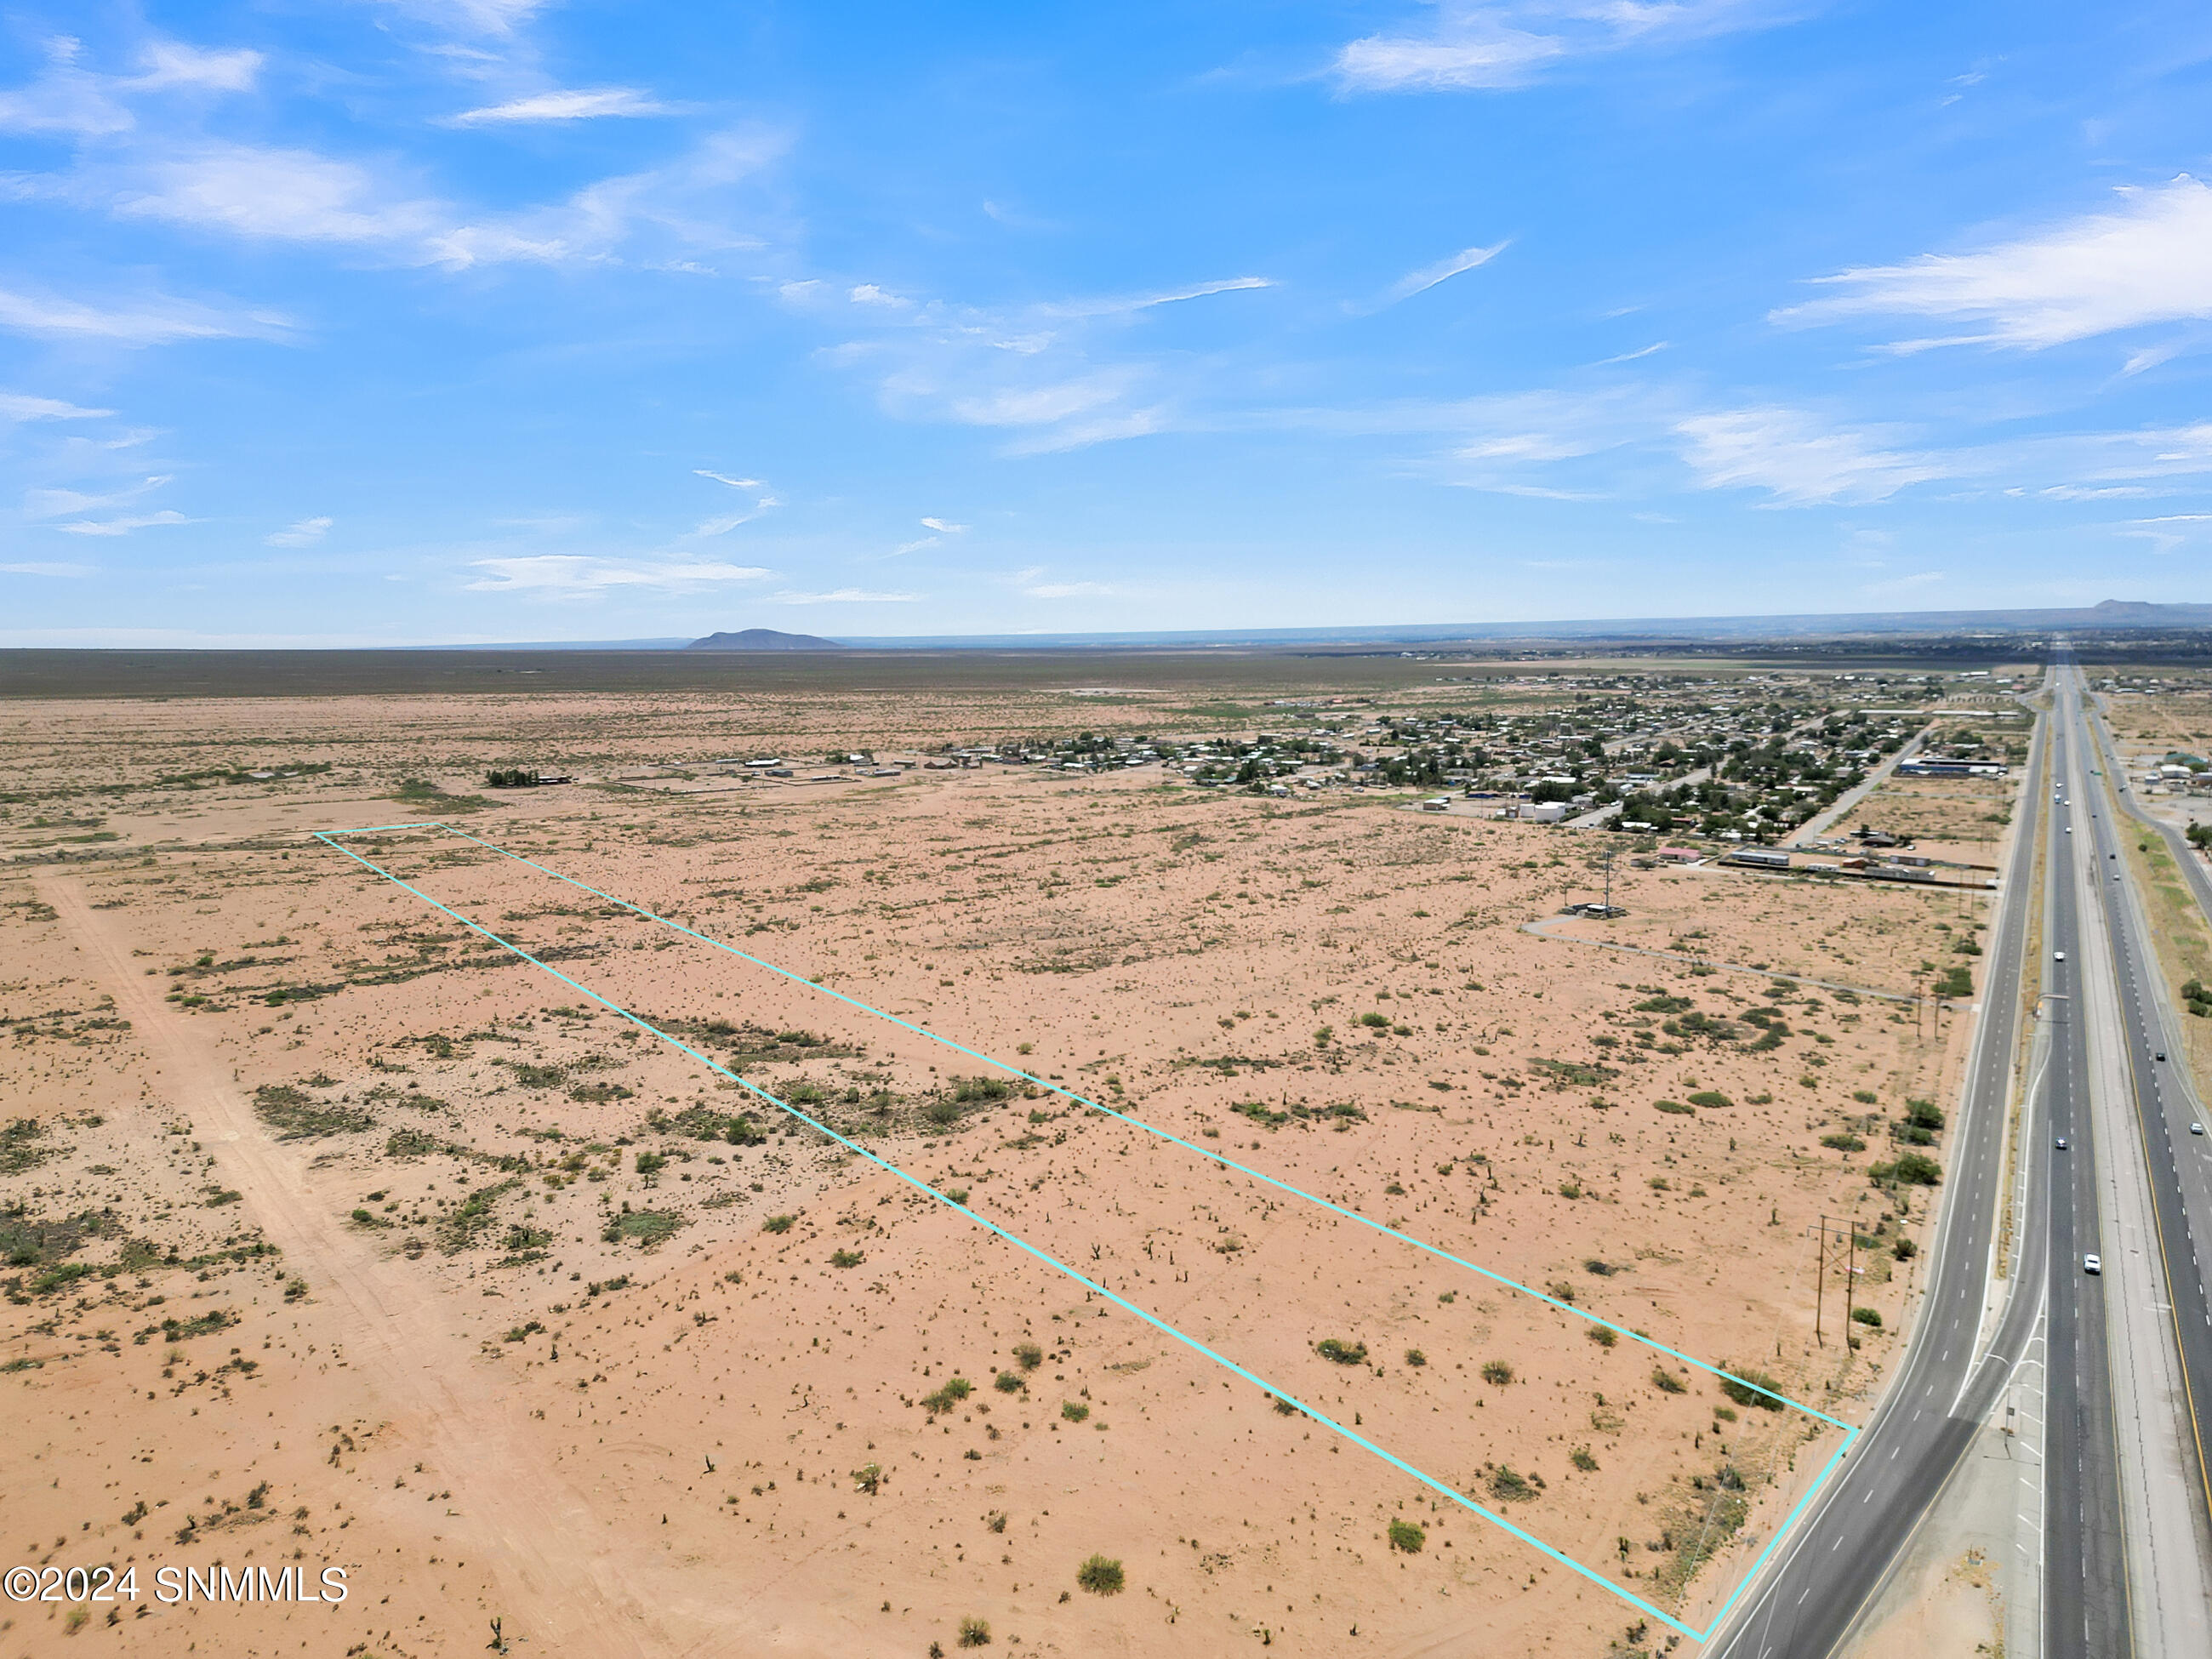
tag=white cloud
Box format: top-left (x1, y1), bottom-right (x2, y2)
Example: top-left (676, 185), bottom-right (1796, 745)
top-left (920, 517), bottom-right (967, 533)
top-left (1372, 242), bottom-right (1508, 308)
top-left (849, 283), bottom-right (911, 309)
top-left (266, 516), bottom-right (334, 547)
top-left (891, 538), bottom-right (939, 556)
top-left (767, 587), bottom-right (918, 604)
top-left (1674, 407), bottom-right (1951, 504)
top-left (687, 469), bottom-right (779, 536)
top-left (57, 510), bottom-right (191, 536)
top-left (465, 556), bottom-right (773, 595)
top-left (1040, 276), bottom-right (1274, 320)
top-left (1024, 580), bottom-right (1118, 599)
top-left (445, 87), bottom-right (673, 125)
top-left (373, 0), bottom-right (550, 37)
top-left (0, 34), bottom-right (259, 138)
top-left (0, 392), bottom-right (113, 421)
top-left (1782, 175), bottom-right (2212, 350)
top-left (1333, 3), bottom-right (1778, 94)
top-left (0, 285), bottom-right (286, 345)
top-left (0, 561), bottom-right (97, 577)
top-left (26, 475), bottom-right (171, 519)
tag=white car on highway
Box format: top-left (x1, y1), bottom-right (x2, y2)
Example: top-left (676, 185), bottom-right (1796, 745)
top-left (2054, 950), bottom-right (2066, 961)
top-left (2084, 1254), bottom-right (2101, 1275)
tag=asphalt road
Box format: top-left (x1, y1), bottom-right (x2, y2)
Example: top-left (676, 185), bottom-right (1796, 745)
top-left (1707, 696), bottom-right (2049, 1659)
top-left (2072, 674), bottom-right (2212, 1542)
top-left (2043, 687), bottom-right (2132, 1658)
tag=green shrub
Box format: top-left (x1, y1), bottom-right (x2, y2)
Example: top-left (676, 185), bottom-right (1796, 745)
top-left (1651, 1367), bottom-right (1686, 1394)
top-left (1404, 1348), bottom-right (1427, 1367)
top-left (1488, 1466), bottom-right (1534, 1502)
top-left (1718, 1366), bottom-right (1787, 1410)
top-left (1654, 1098), bottom-right (1694, 1115)
top-left (1850, 1307), bottom-right (1882, 1327)
top-left (1588, 1325), bottom-right (1618, 1348)
top-left (1480, 1360), bottom-right (1514, 1385)
top-left (1570, 1446), bottom-right (1599, 1472)
top-left (1317, 1338), bottom-right (1368, 1365)
top-left (921, 1377), bottom-right (974, 1416)
top-left (994, 1370), bottom-right (1026, 1393)
top-left (1388, 1519), bottom-right (1426, 1552)
top-left (1687, 1091), bottom-right (1733, 1109)
top-left (1892, 1236), bottom-right (1918, 1261)
top-left (1060, 1400), bottom-right (1089, 1422)
top-left (1013, 1343), bottom-right (1044, 1371)
top-left (1076, 1554), bottom-right (1125, 1594)
top-left (830, 1248), bottom-right (864, 1268)
top-left (1872, 1151), bottom-right (1941, 1187)
top-left (762, 1214), bottom-right (795, 1234)
top-left (958, 1614), bottom-right (991, 1647)
top-left (1905, 1099), bottom-right (1945, 1131)
top-left (1821, 1133), bottom-right (1865, 1153)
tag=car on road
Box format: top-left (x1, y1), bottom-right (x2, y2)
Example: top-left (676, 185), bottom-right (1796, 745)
top-left (2054, 950), bottom-right (2067, 961)
top-left (2156, 1052), bottom-right (2165, 1062)
top-left (2055, 1137), bottom-right (2070, 1149)
top-left (2084, 1254), bottom-right (2102, 1274)
top-left (2193, 1123), bottom-right (2205, 1137)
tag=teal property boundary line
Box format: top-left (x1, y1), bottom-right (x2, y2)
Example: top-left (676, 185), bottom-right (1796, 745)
top-left (314, 820), bottom-right (1859, 1644)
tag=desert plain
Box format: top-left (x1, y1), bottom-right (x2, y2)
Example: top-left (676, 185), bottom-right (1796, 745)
top-left (0, 659), bottom-right (2009, 1658)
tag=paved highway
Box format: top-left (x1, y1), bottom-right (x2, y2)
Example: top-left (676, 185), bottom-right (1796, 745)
top-left (1707, 693), bottom-right (2050, 1658)
top-left (2042, 685), bottom-right (2132, 1657)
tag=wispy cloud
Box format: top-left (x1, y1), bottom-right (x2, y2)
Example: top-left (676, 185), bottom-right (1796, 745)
top-left (444, 87), bottom-right (674, 125)
top-left (920, 516), bottom-right (967, 533)
top-left (1039, 276), bottom-right (1274, 320)
top-left (26, 475), bottom-right (172, 519)
top-left (0, 34), bottom-right (259, 139)
top-left (57, 509), bottom-right (191, 536)
top-left (0, 392), bottom-right (114, 421)
top-left (688, 469), bottom-right (779, 535)
top-left (1780, 174), bottom-right (2212, 351)
top-left (266, 515), bottom-right (333, 546)
top-left (1011, 565), bottom-right (1120, 599)
top-left (1332, 3), bottom-right (1783, 94)
top-left (465, 556), bottom-right (772, 594)
top-left (0, 561), bottom-right (98, 577)
top-left (767, 587), bottom-right (918, 604)
top-left (1674, 407), bottom-right (1951, 504)
top-left (0, 285), bottom-right (287, 345)
top-left (1370, 241), bottom-right (1508, 309)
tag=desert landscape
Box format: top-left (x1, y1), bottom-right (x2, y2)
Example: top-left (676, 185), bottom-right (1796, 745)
top-left (0, 659), bottom-right (2006, 1657)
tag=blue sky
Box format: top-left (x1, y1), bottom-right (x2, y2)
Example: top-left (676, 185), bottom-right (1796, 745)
top-left (3, 2), bottom-right (2209, 645)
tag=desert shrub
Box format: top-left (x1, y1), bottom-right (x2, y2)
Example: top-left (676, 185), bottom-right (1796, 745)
top-left (1557, 1178), bottom-right (1582, 1199)
top-left (1852, 1090), bottom-right (1878, 1104)
top-left (1583, 1257), bottom-right (1616, 1275)
top-left (1480, 1360), bottom-right (1514, 1385)
top-left (851, 1462), bottom-right (882, 1495)
top-left (922, 1377), bottom-right (975, 1416)
top-left (1936, 966), bottom-right (1973, 998)
top-left (761, 1214), bottom-right (795, 1234)
top-left (1821, 1133), bottom-right (1865, 1153)
top-left (385, 1127), bottom-right (439, 1158)
top-left (1906, 1099), bottom-right (1946, 1131)
top-left (1687, 1090), bottom-right (1733, 1109)
top-left (253, 1084), bottom-right (374, 1140)
top-left (830, 1248), bottom-right (864, 1268)
top-left (1654, 1098), bottom-right (1694, 1115)
top-left (1076, 1554), bottom-right (1125, 1594)
top-left (601, 1210), bottom-right (682, 1248)
top-left (1388, 1519), bottom-right (1426, 1552)
top-left (1588, 1325), bottom-right (1618, 1348)
top-left (994, 1370), bottom-right (1025, 1394)
top-left (1404, 1348), bottom-right (1427, 1366)
top-left (987, 1511), bottom-right (1008, 1533)
top-left (924, 1098), bottom-right (964, 1127)
top-left (1317, 1338), bottom-right (1368, 1365)
top-left (1014, 1343), bottom-right (1044, 1371)
top-left (953, 1076), bottom-right (1014, 1103)
top-left (1851, 1307), bottom-right (1882, 1327)
top-left (1872, 1151), bottom-right (1941, 1187)
top-left (1651, 1367), bottom-right (1686, 1394)
top-left (1570, 1446), bottom-right (1599, 1472)
top-left (1060, 1400), bottom-right (1089, 1422)
top-left (1488, 1466), bottom-right (1534, 1502)
top-left (1718, 1366), bottom-right (1786, 1411)
top-left (634, 1151), bottom-right (665, 1177)
top-left (1892, 1236), bottom-right (1918, 1261)
top-left (958, 1615), bottom-right (991, 1646)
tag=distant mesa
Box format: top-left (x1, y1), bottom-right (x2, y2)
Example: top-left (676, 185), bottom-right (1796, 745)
top-left (684, 628), bottom-right (847, 652)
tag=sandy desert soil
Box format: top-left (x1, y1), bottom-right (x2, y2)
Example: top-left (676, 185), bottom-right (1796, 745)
top-left (0, 682), bottom-right (2000, 1659)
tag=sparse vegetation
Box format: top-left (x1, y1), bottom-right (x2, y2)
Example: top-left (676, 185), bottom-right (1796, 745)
top-left (1388, 1519), bottom-right (1426, 1552)
top-left (1076, 1554), bottom-right (1125, 1594)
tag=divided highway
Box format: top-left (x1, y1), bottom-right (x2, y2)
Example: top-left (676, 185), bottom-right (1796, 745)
top-left (1707, 692), bottom-right (2050, 1658)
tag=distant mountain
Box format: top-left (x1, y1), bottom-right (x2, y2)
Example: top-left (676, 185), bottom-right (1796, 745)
top-left (684, 628), bottom-right (849, 651)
